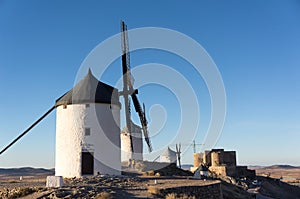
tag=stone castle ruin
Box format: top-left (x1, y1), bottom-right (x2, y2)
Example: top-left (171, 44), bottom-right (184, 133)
top-left (192, 149), bottom-right (255, 179)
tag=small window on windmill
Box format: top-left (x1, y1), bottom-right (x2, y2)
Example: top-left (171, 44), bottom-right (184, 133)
top-left (85, 128), bottom-right (91, 136)
top-left (86, 104), bottom-right (90, 108)
top-left (63, 104), bottom-right (67, 109)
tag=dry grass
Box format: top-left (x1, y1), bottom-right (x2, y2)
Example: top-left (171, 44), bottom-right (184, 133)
top-left (165, 193), bottom-right (196, 199)
top-left (147, 186), bottom-right (160, 195)
top-left (94, 191), bottom-right (113, 199)
top-left (135, 161), bottom-right (146, 171)
top-left (142, 170), bottom-right (156, 176)
top-left (1, 176), bottom-right (46, 184)
top-left (147, 170), bottom-right (155, 176)
top-left (8, 187), bottom-right (37, 198)
top-left (8, 180), bottom-right (19, 183)
top-left (165, 193), bottom-right (177, 199)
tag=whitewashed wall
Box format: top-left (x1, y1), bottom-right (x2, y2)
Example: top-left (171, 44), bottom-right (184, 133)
top-left (160, 148), bottom-right (177, 164)
top-left (160, 154), bottom-right (177, 163)
top-left (55, 103), bottom-right (121, 178)
top-left (121, 124), bottom-right (143, 162)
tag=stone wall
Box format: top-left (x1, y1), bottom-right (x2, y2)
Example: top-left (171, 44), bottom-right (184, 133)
top-left (236, 166), bottom-right (256, 179)
top-left (203, 150), bottom-right (212, 166)
top-left (203, 149), bottom-right (236, 167)
top-left (194, 153), bottom-right (203, 167)
top-left (225, 166), bottom-right (237, 176)
top-left (223, 151), bottom-right (236, 166)
top-left (160, 182), bottom-right (223, 199)
top-left (211, 150), bottom-right (224, 166)
top-left (210, 166), bottom-right (227, 176)
top-left (192, 149), bottom-right (254, 179)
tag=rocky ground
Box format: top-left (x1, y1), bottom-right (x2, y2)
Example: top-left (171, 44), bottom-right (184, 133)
top-left (1, 166), bottom-right (300, 198)
top-left (0, 175), bottom-right (221, 199)
top-left (251, 165), bottom-right (300, 183)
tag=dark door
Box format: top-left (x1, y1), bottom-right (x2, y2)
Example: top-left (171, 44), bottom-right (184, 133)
top-left (82, 152), bottom-right (94, 175)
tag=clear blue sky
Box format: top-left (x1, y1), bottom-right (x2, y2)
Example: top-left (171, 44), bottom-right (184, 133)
top-left (0, 0), bottom-right (300, 168)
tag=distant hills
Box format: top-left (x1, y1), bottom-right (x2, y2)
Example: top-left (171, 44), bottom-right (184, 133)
top-left (252, 165), bottom-right (300, 180)
top-left (0, 167), bottom-right (54, 176)
top-left (264, 165), bottom-right (299, 169)
top-left (249, 165), bottom-right (300, 170)
top-left (0, 165), bottom-right (299, 176)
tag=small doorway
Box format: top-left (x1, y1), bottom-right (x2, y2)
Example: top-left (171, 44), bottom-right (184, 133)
top-left (81, 152), bottom-right (94, 175)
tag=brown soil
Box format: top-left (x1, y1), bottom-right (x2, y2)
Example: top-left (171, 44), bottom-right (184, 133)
top-left (252, 166), bottom-right (300, 179)
top-left (0, 176), bottom-right (220, 199)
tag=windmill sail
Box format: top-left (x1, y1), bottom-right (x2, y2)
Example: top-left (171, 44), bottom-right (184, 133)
top-left (120, 21), bottom-right (152, 153)
top-left (131, 94), bottom-right (152, 152)
top-left (176, 143), bottom-right (182, 168)
top-left (121, 21), bottom-right (134, 153)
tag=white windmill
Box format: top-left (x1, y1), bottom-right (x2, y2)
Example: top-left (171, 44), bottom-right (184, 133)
top-left (0, 21), bottom-right (152, 178)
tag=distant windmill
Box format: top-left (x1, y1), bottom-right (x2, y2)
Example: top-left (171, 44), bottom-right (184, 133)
top-left (176, 143), bottom-right (182, 169)
top-left (120, 21), bottom-right (152, 157)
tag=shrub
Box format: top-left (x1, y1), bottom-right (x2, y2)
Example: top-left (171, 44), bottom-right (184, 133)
top-left (147, 170), bottom-right (155, 176)
top-left (148, 186), bottom-right (160, 195)
top-left (165, 193), bottom-right (196, 199)
top-left (95, 191), bottom-right (113, 199)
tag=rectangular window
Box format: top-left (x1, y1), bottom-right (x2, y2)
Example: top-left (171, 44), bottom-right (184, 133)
top-left (86, 104), bottom-right (90, 108)
top-left (85, 128), bottom-right (91, 136)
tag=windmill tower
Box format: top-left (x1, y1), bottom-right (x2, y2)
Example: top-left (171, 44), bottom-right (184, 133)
top-left (160, 147), bottom-right (177, 164)
top-left (121, 122), bottom-right (143, 161)
top-left (55, 69), bottom-right (121, 177)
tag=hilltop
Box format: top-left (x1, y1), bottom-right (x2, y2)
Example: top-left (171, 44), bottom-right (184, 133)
top-left (0, 167), bottom-right (54, 177)
top-left (0, 166), bottom-right (300, 198)
top-left (250, 164), bottom-right (300, 184)
top-left (263, 165), bottom-right (299, 169)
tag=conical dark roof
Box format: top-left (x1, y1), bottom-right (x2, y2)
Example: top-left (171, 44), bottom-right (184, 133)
top-left (55, 69), bottom-right (120, 107)
top-left (161, 147), bottom-right (177, 158)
